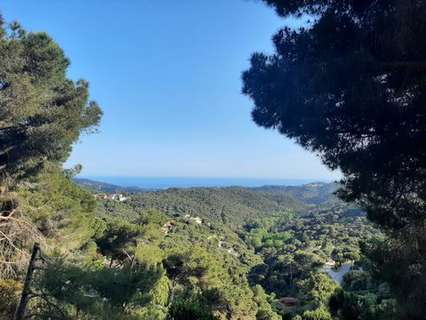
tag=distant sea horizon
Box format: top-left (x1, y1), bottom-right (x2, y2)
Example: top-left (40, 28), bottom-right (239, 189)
top-left (79, 176), bottom-right (335, 189)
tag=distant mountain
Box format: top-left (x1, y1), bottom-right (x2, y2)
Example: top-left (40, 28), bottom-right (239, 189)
top-left (254, 182), bottom-right (341, 206)
top-left (128, 186), bottom-right (306, 226)
top-left (74, 178), bottom-right (149, 193)
top-left (76, 178), bottom-right (341, 225)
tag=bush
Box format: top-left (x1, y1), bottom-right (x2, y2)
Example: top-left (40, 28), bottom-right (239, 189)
top-left (302, 307), bottom-right (333, 320)
top-left (0, 279), bottom-right (22, 319)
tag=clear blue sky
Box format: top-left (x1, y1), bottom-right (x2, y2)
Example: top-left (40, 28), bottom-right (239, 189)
top-left (2, 0), bottom-right (340, 180)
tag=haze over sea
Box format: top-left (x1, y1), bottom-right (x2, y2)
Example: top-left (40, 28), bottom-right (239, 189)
top-left (81, 176), bottom-right (333, 189)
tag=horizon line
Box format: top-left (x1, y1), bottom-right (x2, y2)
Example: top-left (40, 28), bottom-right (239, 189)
top-left (78, 175), bottom-right (337, 181)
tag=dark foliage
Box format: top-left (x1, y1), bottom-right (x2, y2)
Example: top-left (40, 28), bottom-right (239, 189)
top-left (243, 1), bottom-right (426, 318)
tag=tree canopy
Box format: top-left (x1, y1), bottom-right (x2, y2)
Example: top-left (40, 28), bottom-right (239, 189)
top-left (243, 1), bottom-right (426, 318)
top-left (0, 17), bottom-right (102, 182)
top-left (0, 16), bottom-right (102, 287)
top-left (244, 0), bottom-right (426, 230)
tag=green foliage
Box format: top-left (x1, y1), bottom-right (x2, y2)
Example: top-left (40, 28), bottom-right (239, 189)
top-left (0, 279), bottom-right (21, 319)
top-left (253, 285), bottom-right (281, 320)
top-left (95, 217), bottom-right (141, 263)
top-left (21, 174), bottom-right (385, 320)
top-left (148, 275), bottom-right (169, 306)
top-left (132, 306), bottom-right (167, 320)
top-left (244, 0), bottom-right (426, 231)
top-left (301, 307), bottom-right (332, 320)
top-left (138, 209), bottom-right (169, 227)
top-left (0, 21), bottom-right (102, 182)
top-left (330, 288), bottom-right (397, 320)
top-left (163, 245), bottom-right (258, 317)
top-left (297, 273), bottom-right (338, 308)
top-left (9, 144), bottom-right (383, 320)
top-left (254, 183), bottom-right (339, 207)
top-left (35, 258), bottom-right (164, 319)
top-left (243, 1), bottom-right (426, 318)
top-left (129, 187), bottom-right (304, 227)
top-left (169, 293), bottom-right (217, 320)
top-left (136, 243), bottom-right (164, 266)
top-left (1, 3), bottom-right (423, 319)
top-left (247, 204), bottom-right (376, 299)
top-left (18, 166), bottom-right (104, 250)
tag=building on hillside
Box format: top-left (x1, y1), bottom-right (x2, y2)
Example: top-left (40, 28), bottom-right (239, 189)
top-left (94, 193), bottom-right (129, 202)
top-left (94, 193), bottom-right (108, 200)
top-left (183, 214), bottom-right (202, 224)
top-left (324, 260), bottom-right (336, 267)
top-left (110, 193), bottom-right (128, 202)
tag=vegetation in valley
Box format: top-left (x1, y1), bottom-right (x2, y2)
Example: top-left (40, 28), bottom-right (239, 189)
top-left (1, 158), bottom-right (381, 320)
top-left (13, 174), bottom-right (378, 320)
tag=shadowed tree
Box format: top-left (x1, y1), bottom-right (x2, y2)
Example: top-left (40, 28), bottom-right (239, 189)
top-left (243, 1), bottom-right (426, 318)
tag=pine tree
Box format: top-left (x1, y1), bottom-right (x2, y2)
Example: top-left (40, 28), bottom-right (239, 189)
top-left (243, 1), bottom-right (426, 318)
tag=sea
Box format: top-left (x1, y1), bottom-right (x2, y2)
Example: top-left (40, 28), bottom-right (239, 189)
top-left (81, 176), bottom-right (331, 189)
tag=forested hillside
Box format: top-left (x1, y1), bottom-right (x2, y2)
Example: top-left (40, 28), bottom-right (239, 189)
top-left (6, 166), bottom-right (379, 320)
top-left (65, 181), bottom-right (382, 320)
top-left (254, 183), bottom-right (340, 206)
top-left (76, 180), bottom-right (343, 227)
top-left (2, 158), bottom-right (383, 320)
top-left (75, 178), bottom-right (148, 193)
top-left (123, 187), bottom-right (305, 226)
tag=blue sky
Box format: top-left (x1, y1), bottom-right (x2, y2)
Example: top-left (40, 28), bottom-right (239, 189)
top-left (2, 0), bottom-right (340, 180)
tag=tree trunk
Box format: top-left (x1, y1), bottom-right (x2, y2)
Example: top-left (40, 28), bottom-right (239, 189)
top-left (15, 242), bottom-right (40, 320)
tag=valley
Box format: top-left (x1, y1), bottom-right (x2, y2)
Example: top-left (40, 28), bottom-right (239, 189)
top-left (62, 178), bottom-right (381, 319)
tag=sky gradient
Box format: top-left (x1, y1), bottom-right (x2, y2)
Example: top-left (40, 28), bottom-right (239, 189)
top-left (2, 0), bottom-right (340, 181)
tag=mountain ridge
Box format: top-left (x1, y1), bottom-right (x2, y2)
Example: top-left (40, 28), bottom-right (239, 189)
top-left (76, 178), bottom-right (342, 227)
